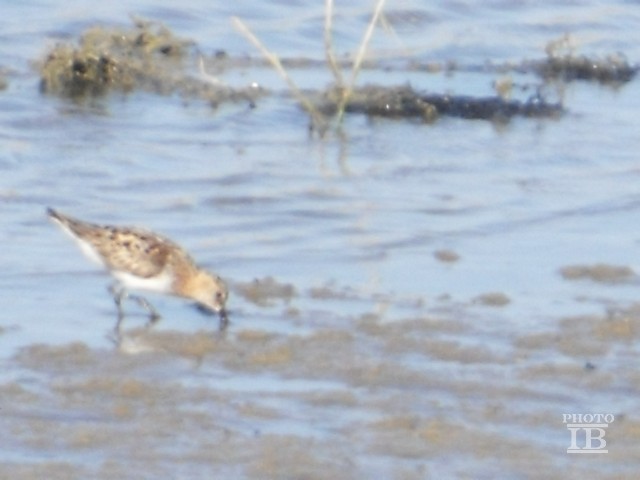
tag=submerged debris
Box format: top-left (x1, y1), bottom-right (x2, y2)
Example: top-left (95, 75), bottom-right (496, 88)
top-left (526, 35), bottom-right (639, 84)
top-left (421, 92), bottom-right (562, 120)
top-left (37, 19), bottom-right (633, 124)
top-left (529, 53), bottom-right (637, 84)
top-left (317, 85), bottom-right (563, 122)
top-left (318, 85), bottom-right (438, 121)
top-left (39, 20), bottom-right (264, 106)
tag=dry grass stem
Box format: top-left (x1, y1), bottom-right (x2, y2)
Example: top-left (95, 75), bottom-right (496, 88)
top-left (232, 0), bottom-right (387, 133)
top-left (348, 0), bottom-right (386, 88)
top-left (324, 0), bottom-right (344, 86)
top-left (232, 16), bottom-right (326, 132)
top-left (336, 0), bottom-right (386, 122)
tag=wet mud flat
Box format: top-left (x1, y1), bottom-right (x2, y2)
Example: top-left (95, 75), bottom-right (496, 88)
top-left (2, 273), bottom-right (640, 479)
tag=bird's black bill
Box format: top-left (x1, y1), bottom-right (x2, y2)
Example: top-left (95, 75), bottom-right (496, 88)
top-left (194, 303), bottom-right (229, 331)
top-left (218, 308), bottom-right (229, 331)
top-left (194, 303), bottom-right (216, 316)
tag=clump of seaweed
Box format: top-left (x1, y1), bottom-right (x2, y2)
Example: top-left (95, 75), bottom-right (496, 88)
top-left (420, 91), bottom-right (563, 120)
top-left (39, 18), bottom-right (264, 106)
top-left (40, 20), bottom-right (189, 97)
top-left (533, 53), bottom-right (637, 84)
top-left (38, 13), bottom-right (634, 124)
top-left (41, 45), bottom-right (119, 97)
top-left (317, 84), bottom-right (438, 122)
top-left (528, 35), bottom-right (638, 85)
top-left (316, 85), bottom-right (562, 122)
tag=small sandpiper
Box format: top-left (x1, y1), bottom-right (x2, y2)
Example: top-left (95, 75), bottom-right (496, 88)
top-left (47, 208), bottom-right (229, 331)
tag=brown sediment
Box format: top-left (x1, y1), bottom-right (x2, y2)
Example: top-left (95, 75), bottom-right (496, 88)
top-left (117, 329), bottom-right (224, 360)
top-left (1, 462), bottom-right (86, 479)
top-left (559, 263), bottom-right (635, 283)
top-left (589, 302), bottom-right (640, 342)
top-left (6, 302), bottom-right (640, 477)
top-left (14, 342), bottom-right (94, 371)
top-left (247, 343), bottom-right (293, 366)
top-left (515, 303), bottom-right (640, 363)
top-left (473, 292), bottom-right (511, 307)
top-left (234, 276), bottom-right (297, 307)
top-left (433, 249), bottom-right (460, 263)
top-left (308, 283), bottom-right (359, 300)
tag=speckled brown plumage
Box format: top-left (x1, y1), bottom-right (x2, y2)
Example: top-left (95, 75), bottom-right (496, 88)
top-left (51, 212), bottom-right (183, 278)
top-left (47, 208), bottom-right (228, 330)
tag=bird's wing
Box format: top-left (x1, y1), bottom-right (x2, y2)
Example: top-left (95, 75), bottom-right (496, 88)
top-left (48, 208), bottom-right (185, 279)
top-left (86, 228), bottom-right (173, 278)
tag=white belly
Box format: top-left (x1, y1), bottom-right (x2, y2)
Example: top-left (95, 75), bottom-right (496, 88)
top-left (112, 269), bottom-right (174, 294)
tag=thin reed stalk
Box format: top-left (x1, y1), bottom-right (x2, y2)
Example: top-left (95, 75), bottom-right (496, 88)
top-left (335, 0), bottom-right (386, 122)
top-left (324, 0), bottom-right (344, 87)
top-left (233, 0), bottom-right (386, 133)
top-left (232, 16), bottom-right (327, 132)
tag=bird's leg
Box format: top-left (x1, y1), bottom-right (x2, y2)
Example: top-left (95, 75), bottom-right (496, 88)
top-left (129, 294), bottom-right (161, 327)
top-left (108, 284), bottom-right (159, 329)
top-left (108, 283), bottom-right (127, 333)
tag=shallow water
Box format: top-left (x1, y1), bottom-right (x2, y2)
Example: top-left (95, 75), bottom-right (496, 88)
top-left (2, 0), bottom-right (640, 478)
